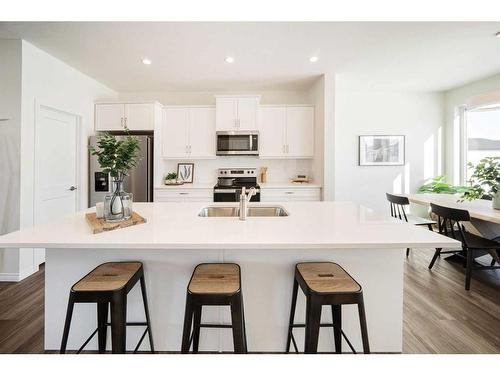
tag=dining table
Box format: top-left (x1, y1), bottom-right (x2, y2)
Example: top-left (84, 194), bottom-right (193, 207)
top-left (406, 193), bottom-right (500, 240)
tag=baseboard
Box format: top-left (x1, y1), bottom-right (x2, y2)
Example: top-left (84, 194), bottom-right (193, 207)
top-left (0, 272), bottom-right (20, 282)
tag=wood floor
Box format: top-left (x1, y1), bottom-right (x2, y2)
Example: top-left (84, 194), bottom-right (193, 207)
top-left (0, 250), bottom-right (499, 354)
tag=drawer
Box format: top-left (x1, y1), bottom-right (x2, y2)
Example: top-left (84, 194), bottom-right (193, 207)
top-left (154, 188), bottom-right (212, 202)
top-left (261, 188), bottom-right (321, 202)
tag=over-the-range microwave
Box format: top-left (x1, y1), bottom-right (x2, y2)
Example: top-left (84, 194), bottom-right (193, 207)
top-left (216, 131), bottom-right (259, 156)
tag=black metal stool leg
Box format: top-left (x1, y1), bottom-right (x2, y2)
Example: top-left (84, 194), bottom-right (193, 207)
top-left (110, 293), bottom-right (127, 354)
top-left (230, 293), bottom-right (247, 354)
top-left (181, 294), bottom-right (194, 353)
top-left (357, 296), bottom-right (370, 354)
top-left (304, 296), bottom-right (322, 354)
top-left (332, 304), bottom-right (342, 353)
top-left (286, 278), bottom-right (299, 353)
top-left (192, 304), bottom-right (202, 353)
top-left (139, 275), bottom-right (155, 353)
top-left (97, 302), bottom-right (108, 353)
top-left (60, 293), bottom-right (76, 354)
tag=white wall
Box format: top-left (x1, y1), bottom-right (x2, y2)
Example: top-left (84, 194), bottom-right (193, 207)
top-left (334, 74), bottom-right (444, 212)
top-left (1, 41), bottom-right (118, 280)
top-left (444, 73), bottom-right (500, 184)
top-left (0, 39), bottom-right (22, 279)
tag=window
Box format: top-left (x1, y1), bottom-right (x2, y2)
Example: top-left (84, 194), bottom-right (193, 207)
top-left (463, 104), bottom-right (500, 182)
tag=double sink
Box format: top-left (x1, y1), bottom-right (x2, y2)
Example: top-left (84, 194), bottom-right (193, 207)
top-left (198, 206), bottom-right (289, 217)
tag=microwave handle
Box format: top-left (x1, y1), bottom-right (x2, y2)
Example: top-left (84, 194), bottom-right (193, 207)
top-left (249, 134), bottom-right (253, 151)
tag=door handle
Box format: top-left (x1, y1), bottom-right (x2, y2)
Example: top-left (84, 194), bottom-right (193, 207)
top-left (69, 186), bottom-right (77, 191)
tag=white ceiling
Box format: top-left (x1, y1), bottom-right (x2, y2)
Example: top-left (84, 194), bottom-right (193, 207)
top-left (1, 22), bottom-right (499, 92)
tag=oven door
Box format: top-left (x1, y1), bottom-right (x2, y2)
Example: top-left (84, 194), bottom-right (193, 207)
top-left (213, 188), bottom-right (261, 202)
top-left (216, 132), bottom-right (259, 155)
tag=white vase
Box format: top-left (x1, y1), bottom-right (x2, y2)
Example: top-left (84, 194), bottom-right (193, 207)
top-left (493, 185), bottom-right (500, 210)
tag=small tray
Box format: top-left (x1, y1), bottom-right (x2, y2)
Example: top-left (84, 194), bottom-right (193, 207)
top-left (85, 211), bottom-right (146, 234)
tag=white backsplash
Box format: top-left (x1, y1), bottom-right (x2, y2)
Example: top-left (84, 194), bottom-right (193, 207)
top-left (157, 157), bottom-right (313, 185)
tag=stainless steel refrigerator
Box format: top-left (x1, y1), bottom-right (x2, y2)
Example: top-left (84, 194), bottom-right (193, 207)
top-left (89, 134), bottom-right (153, 207)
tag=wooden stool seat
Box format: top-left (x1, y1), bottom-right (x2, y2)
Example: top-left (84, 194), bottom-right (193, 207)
top-left (72, 262), bottom-right (142, 292)
top-left (296, 262), bottom-right (361, 294)
top-left (188, 263), bottom-right (240, 295)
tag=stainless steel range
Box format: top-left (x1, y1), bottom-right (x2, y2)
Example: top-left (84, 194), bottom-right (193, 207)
top-left (213, 168), bottom-right (260, 202)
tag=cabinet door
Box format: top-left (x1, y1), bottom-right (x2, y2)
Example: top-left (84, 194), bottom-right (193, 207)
top-left (95, 104), bottom-right (125, 131)
top-left (189, 107), bottom-right (216, 158)
top-left (125, 103), bottom-right (154, 130)
top-left (286, 106), bottom-right (314, 158)
top-left (161, 108), bottom-right (189, 158)
top-left (215, 97), bottom-right (237, 131)
top-left (237, 97), bottom-right (259, 130)
top-left (259, 107), bottom-right (286, 158)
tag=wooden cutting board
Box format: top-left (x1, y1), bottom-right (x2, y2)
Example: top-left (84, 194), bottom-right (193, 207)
top-left (85, 211), bottom-right (146, 234)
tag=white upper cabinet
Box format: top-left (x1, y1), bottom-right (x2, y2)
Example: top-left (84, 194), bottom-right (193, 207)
top-left (161, 106), bottom-right (216, 159)
top-left (189, 107), bottom-right (216, 158)
top-left (95, 104), bottom-right (125, 131)
top-left (161, 107), bottom-right (190, 158)
top-left (215, 95), bottom-right (260, 131)
top-left (259, 106), bottom-right (287, 158)
top-left (95, 102), bottom-right (159, 131)
top-left (259, 105), bottom-right (314, 159)
top-left (286, 106), bottom-right (314, 158)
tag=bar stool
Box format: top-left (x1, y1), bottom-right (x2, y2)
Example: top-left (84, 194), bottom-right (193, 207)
top-left (60, 262), bottom-right (154, 354)
top-left (181, 263), bottom-right (247, 354)
top-left (286, 262), bottom-right (370, 354)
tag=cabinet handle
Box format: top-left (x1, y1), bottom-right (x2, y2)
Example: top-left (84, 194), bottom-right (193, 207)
top-left (124, 117), bottom-right (127, 128)
top-left (286, 144), bottom-right (289, 153)
top-left (189, 145), bottom-right (192, 153)
top-left (179, 192), bottom-right (189, 195)
top-left (285, 191), bottom-right (294, 194)
top-left (282, 145), bottom-right (285, 153)
top-left (121, 117), bottom-right (124, 127)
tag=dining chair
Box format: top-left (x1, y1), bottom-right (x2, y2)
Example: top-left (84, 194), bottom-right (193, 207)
top-left (386, 193), bottom-right (437, 256)
top-left (429, 203), bottom-right (500, 290)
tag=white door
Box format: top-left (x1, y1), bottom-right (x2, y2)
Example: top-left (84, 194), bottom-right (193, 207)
top-left (286, 106), bottom-right (314, 158)
top-left (189, 107), bottom-right (216, 158)
top-left (34, 106), bottom-right (79, 265)
top-left (259, 106), bottom-right (286, 158)
top-left (161, 108), bottom-right (189, 158)
top-left (125, 103), bottom-right (154, 131)
top-left (237, 97), bottom-right (259, 130)
top-left (95, 103), bottom-right (125, 131)
top-left (215, 97), bottom-right (237, 131)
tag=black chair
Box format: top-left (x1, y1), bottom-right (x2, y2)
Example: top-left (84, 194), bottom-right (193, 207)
top-left (386, 193), bottom-right (437, 256)
top-left (429, 203), bottom-right (500, 290)
top-left (60, 262), bottom-right (154, 354)
top-left (181, 263), bottom-right (247, 354)
top-left (286, 262), bottom-right (369, 354)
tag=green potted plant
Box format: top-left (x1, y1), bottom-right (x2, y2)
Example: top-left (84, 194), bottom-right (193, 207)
top-left (90, 131), bottom-right (140, 221)
top-left (165, 172), bottom-right (179, 185)
top-left (460, 157), bottom-right (500, 209)
top-left (418, 175), bottom-right (470, 194)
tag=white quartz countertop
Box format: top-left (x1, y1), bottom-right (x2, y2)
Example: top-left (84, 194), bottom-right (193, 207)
top-left (0, 202), bottom-right (460, 250)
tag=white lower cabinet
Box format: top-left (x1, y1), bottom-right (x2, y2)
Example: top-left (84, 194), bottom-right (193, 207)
top-left (154, 188), bottom-right (212, 202)
top-left (260, 187), bottom-right (321, 202)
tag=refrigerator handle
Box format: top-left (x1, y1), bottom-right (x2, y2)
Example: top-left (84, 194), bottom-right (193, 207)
top-left (147, 136), bottom-right (152, 202)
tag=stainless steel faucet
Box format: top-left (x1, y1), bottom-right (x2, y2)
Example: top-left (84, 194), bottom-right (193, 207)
top-left (239, 187), bottom-right (256, 221)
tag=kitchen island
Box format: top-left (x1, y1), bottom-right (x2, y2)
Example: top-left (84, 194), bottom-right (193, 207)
top-left (0, 201), bottom-right (460, 353)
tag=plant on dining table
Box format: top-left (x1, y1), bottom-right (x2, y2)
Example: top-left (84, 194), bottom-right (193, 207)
top-left (418, 175), bottom-right (470, 194)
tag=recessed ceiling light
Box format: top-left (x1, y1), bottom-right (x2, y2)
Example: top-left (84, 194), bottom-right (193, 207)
top-left (142, 58), bottom-right (152, 65)
top-left (225, 56), bottom-right (235, 64)
top-left (309, 56), bottom-right (319, 63)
